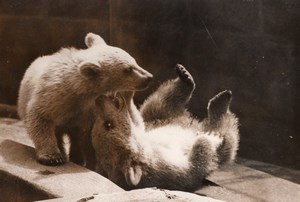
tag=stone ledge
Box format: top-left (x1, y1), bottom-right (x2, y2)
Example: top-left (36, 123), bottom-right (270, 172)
top-left (0, 139), bottom-right (124, 201)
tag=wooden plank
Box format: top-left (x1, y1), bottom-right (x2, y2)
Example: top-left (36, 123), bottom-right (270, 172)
top-left (196, 180), bottom-right (249, 202)
top-left (203, 162), bottom-right (300, 202)
top-left (238, 158), bottom-right (300, 184)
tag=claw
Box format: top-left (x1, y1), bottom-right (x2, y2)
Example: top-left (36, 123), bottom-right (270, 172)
top-left (37, 153), bottom-right (66, 166)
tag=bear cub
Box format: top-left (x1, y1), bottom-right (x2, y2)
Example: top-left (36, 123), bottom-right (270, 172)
top-left (17, 33), bottom-right (153, 166)
top-left (92, 65), bottom-right (239, 191)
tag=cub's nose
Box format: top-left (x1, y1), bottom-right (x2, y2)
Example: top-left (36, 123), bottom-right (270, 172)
top-left (140, 70), bottom-right (152, 81)
top-left (139, 75), bottom-right (153, 90)
top-left (146, 73), bottom-right (153, 82)
top-left (145, 73), bottom-right (153, 84)
top-left (139, 67), bottom-right (153, 79)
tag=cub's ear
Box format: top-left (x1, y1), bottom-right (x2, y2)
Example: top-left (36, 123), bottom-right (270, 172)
top-left (85, 32), bottom-right (107, 48)
top-left (124, 165), bottom-right (142, 186)
top-left (79, 62), bottom-right (101, 78)
top-left (112, 92), bottom-right (125, 111)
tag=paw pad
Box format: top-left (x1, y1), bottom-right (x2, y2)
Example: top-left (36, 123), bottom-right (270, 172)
top-left (175, 64), bottom-right (195, 87)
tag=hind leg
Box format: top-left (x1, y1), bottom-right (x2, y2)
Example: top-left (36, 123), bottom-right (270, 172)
top-left (140, 64), bottom-right (196, 123)
top-left (68, 127), bottom-right (96, 170)
top-left (205, 90), bottom-right (239, 164)
top-left (189, 136), bottom-right (219, 180)
top-left (69, 134), bottom-right (85, 165)
top-left (205, 90), bottom-right (232, 129)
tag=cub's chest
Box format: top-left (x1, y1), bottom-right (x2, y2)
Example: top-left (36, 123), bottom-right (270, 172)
top-left (55, 98), bottom-right (95, 126)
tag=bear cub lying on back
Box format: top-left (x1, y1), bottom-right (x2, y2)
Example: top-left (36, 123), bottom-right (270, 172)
top-left (92, 65), bottom-right (239, 191)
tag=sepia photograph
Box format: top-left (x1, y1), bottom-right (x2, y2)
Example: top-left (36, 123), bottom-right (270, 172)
top-left (0, 0), bottom-right (299, 201)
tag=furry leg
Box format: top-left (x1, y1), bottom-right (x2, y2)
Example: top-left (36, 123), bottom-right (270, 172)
top-left (26, 114), bottom-right (67, 165)
top-left (140, 64), bottom-right (196, 123)
top-left (203, 90), bottom-right (239, 164)
top-left (204, 90), bottom-right (232, 130)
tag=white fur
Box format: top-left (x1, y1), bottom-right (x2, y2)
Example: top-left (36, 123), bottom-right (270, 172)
top-left (18, 33), bottom-right (153, 165)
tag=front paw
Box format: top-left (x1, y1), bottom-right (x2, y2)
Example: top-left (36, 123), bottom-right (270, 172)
top-left (37, 152), bottom-right (67, 166)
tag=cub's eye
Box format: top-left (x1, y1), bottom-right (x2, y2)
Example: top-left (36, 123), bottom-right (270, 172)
top-left (104, 120), bottom-right (114, 130)
top-left (124, 67), bottom-right (133, 73)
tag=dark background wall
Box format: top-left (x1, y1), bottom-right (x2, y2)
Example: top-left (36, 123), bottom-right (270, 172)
top-left (0, 0), bottom-right (299, 169)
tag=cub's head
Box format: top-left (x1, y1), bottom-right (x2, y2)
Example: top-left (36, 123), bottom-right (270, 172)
top-left (79, 33), bottom-right (153, 94)
top-left (91, 93), bottom-right (131, 148)
top-left (91, 93), bottom-right (143, 187)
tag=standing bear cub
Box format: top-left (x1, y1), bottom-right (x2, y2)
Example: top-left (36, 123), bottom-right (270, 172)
top-left (92, 65), bottom-right (239, 191)
top-left (18, 33), bottom-right (153, 166)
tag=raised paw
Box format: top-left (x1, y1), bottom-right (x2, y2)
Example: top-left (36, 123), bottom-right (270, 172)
top-left (207, 90), bottom-right (232, 120)
top-left (37, 152), bottom-right (67, 166)
top-left (175, 64), bottom-right (195, 88)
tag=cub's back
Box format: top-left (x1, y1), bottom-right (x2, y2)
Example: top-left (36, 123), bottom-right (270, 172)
top-left (17, 53), bottom-right (66, 119)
